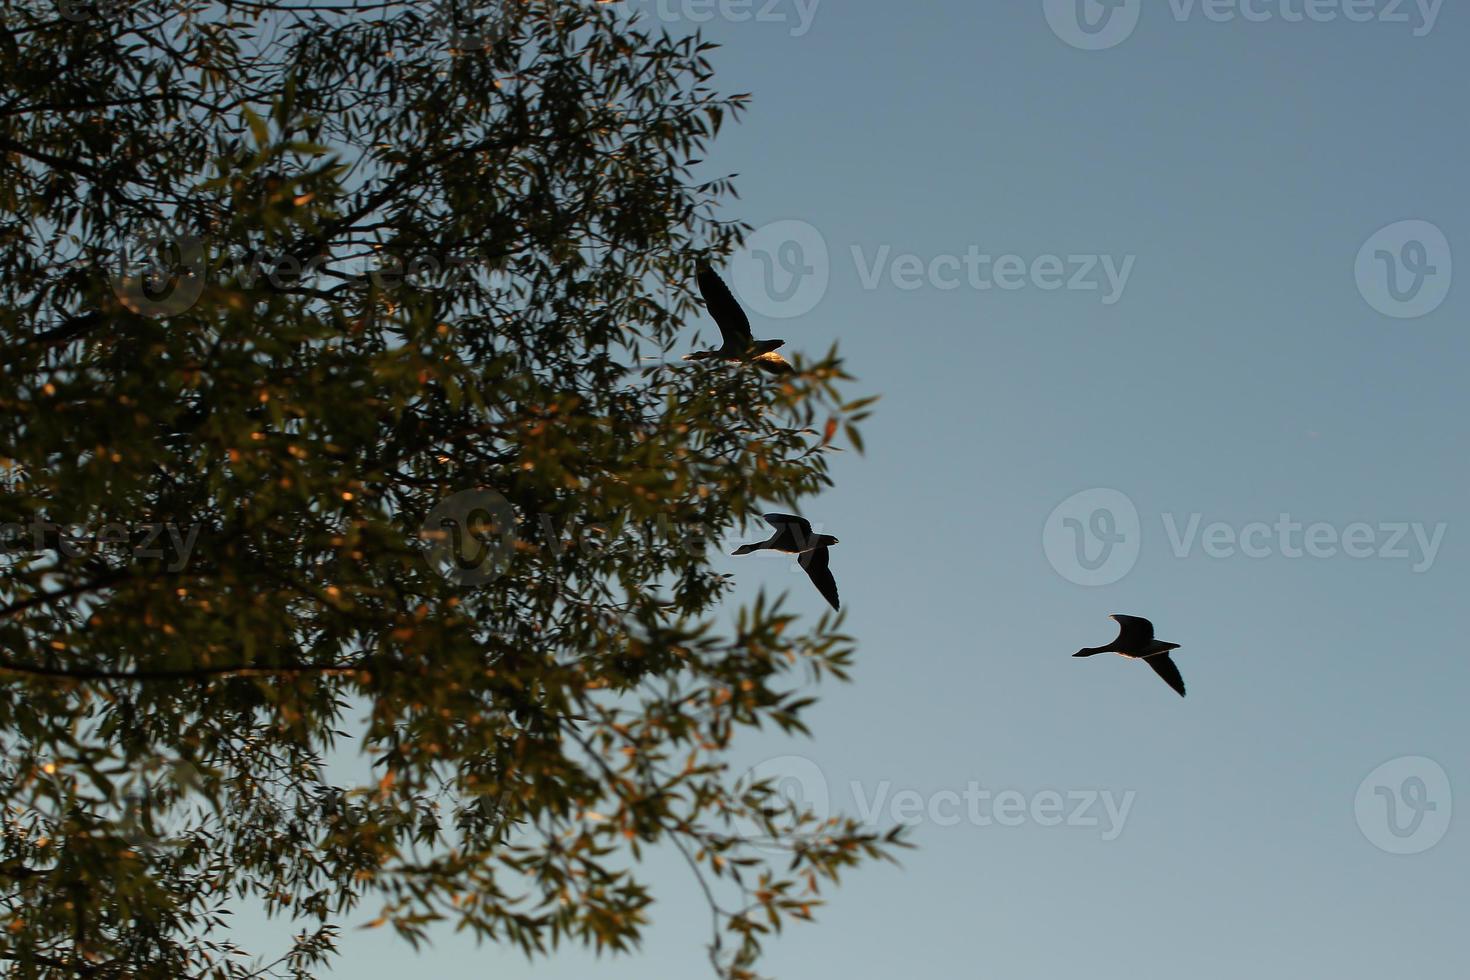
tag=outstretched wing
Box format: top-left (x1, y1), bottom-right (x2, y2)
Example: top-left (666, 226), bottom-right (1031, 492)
top-left (799, 546), bottom-right (840, 611)
top-left (1145, 653), bottom-right (1186, 698)
top-left (764, 513), bottom-right (813, 538)
top-left (697, 265), bottom-right (752, 348)
top-left (1111, 614), bottom-right (1155, 649)
top-left (753, 351), bottom-right (795, 375)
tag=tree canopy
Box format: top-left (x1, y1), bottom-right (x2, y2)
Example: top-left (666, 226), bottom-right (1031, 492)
top-left (0, 1), bottom-right (895, 976)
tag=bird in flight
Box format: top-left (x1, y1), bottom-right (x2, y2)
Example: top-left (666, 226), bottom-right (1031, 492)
top-left (684, 264), bottom-right (794, 375)
top-left (1073, 615), bottom-right (1186, 697)
top-left (732, 514), bottom-right (840, 610)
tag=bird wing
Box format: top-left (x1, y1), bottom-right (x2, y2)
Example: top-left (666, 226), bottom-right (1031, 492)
top-left (799, 546), bottom-right (840, 611)
top-left (1145, 653), bottom-right (1186, 698)
top-left (764, 513), bottom-right (814, 538)
top-left (1111, 614), bottom-right (1155, 648)
top-left (696, 265), bottom-right (752, 347)
top-left (753, 351), bottom-right (795, 375)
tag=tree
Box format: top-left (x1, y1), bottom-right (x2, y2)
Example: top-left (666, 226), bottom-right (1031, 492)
top-left (0, 1), bottom-right (897, 976)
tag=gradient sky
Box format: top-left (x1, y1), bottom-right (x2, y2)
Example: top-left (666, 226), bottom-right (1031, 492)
top-left (279, 2), bottom-right (1468, 976)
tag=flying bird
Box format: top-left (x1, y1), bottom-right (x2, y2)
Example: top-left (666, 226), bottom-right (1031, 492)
top-left (684, 264), bottom-right (794, 375)
top-left (1073, 615), bottom-right (1186, 698)
top-left (732, 514), bottom-right (840, 610)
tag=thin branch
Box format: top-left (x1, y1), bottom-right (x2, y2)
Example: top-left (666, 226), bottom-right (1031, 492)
top-left (0, 660), bottom-right (367, 682)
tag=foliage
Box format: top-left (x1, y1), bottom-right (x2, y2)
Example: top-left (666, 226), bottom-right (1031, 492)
top-left (0, 1), bottom-right (897, 976)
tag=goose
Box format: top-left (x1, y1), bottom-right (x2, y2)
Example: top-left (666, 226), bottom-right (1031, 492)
top-left (732, 514), bottom-right (840, 610)
top-left (1073, 615), bottom-right (1186, 698)
top-left (684, 264), bottom-right (794, 376)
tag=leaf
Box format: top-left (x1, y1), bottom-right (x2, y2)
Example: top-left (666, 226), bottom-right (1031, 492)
top-left (243, 105), bottom-right (269, 148)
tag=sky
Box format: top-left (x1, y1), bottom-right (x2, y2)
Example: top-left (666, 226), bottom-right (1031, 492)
top-left (283, 2), bottom-right (1468, 977)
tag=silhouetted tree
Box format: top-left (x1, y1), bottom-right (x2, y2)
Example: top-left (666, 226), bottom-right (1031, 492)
top-left (0, 1), bottom-right (893, 976)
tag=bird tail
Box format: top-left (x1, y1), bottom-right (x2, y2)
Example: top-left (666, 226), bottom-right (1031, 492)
top-left (732, 544), bottom-right (762, 556)
top-left (1073, 647), bottom-right (1106, 658)
top-left (683, 351), bottom-right (718, 362)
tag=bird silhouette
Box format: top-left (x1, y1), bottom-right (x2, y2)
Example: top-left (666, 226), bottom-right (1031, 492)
top-left (1073, 615), bottom-right (1186, 697)
top-left (683, 264), bottom-right (794, 375)
top-left (732, 514), bottom-right (840, 610)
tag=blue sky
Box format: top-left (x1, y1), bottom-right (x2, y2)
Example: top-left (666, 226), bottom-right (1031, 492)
top-left (299, 2), bottom-right (1467, 976)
